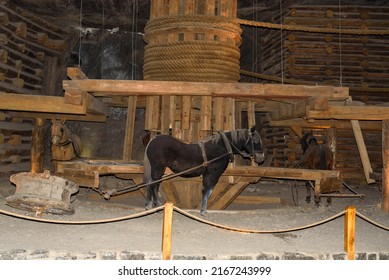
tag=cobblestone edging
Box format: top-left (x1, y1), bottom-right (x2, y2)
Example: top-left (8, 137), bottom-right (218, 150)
top-left (1, 250), bottom-right (389, 260)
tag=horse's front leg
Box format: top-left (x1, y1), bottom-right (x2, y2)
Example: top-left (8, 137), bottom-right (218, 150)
top-left (200, 185), bottom-right (214, 216)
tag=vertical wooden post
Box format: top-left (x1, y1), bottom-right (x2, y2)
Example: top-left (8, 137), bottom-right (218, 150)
top-left (344, 205), bottom-right (356, 260)
top-left (123, 96), bottom-right (137, 161)
top-left (382, 120), bottom-right (389, 212)
top-left (162, 202), bottom-right (174, 260)
top-left (30, 118), bottom-right (45, 173)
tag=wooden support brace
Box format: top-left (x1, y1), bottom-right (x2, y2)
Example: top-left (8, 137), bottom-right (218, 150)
top-left (162, 202), bottom-right (174, 260)
top-left (351, 120), bottom-right (375, 184)
top-left (344, 205), bottom-right (356, 260)
top-left (123, 96), bottom-right (137, 161)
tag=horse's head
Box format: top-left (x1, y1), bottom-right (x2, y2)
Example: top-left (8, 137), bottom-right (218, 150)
top-left (242, 126), bottom-right (265, 164)
top-left (51, 120), bottom-right (69, 146)
top-left (301, 131), bottom-right (318, 154)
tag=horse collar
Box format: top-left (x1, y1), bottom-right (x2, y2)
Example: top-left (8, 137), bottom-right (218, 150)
top-left (218, 131), bottom-right (234, 162)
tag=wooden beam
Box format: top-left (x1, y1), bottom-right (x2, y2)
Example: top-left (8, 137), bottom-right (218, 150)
top-left (123, 96), bottom-right (137, 161)
top-left (351, 120), bottom-right (375, 184)
top-left (0, 92), bottom-right (85, 114)
top-left (7, 111), bottom-right (106, 122)
top-left (308, 105), bottom-right (389, 120)
top-left (382, 120), bottom-right (389, 212)
top-left (270, 118), bottom-right (382, 131)
top-left (63, 79), bottom-right (349, 100)
top-left (223, 166), bottom-right (341, 181)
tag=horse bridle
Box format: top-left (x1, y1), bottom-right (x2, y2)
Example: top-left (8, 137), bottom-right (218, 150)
top-left (52, 123), bottom-right (73, 146)
top-left (220, 130), bottom-right (262, 162)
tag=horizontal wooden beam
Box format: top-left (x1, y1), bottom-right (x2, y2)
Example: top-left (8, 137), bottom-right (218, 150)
top-left (0, 92), bottom-right (84, 114)
top-left (63, 79), bottom-right (349, 100)
top-left (7, 111), bottom-right (106, 122)
top-left (0, 92), bottom-right (108, 116)
top-left (56, 160), bottom-right (340, 183)
top-left (308, 105), bottom-right (389, 120)
top-left (270, 118), bottom-right (382, 131)
top-left (223, 166), bottom-right (341, 181)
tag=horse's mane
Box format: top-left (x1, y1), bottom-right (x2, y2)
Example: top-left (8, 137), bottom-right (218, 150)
top-left (198, 129), bottom-right (247, 145)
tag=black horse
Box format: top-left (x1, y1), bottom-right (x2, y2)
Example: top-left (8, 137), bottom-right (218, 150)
top-left (143, 127), bottom-right (265, 214)
top-left (301, 131), bottom-right (333, 205)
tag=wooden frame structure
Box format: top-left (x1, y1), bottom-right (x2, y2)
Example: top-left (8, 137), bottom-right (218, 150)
top-left (50, 67), bottom-right (345, 210)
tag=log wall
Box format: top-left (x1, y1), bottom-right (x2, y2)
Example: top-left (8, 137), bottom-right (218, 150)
top-left (0, 2), bottom-right (75, 176)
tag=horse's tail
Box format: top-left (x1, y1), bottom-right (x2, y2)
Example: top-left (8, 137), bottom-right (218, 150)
top-left (143, 144), bottom-right (152, 185)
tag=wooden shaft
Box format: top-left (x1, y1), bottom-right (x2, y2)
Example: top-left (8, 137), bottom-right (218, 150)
top-left (344, 205), bottom-right (356, 260)
top-left (161, 202), bottom-right (174, 260)
top-left (382, 120), bottom-right (389, 212)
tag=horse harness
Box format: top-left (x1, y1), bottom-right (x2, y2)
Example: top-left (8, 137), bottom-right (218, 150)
top-left (51, 124), bottom-right (80, 157)
top-left (197, 130), bottom-right (258, 166)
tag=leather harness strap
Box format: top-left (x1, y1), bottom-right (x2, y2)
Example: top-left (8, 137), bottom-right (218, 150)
top-left (218, 131), bottom-right (234, 162)
top-left (198, 142), bottom-right (208, 165)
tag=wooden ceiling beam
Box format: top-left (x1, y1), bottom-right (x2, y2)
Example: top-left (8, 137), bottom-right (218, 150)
top-left (63, 79), bottom-right (349, 100)
top-left (308, 105), bottom-right (389, 120)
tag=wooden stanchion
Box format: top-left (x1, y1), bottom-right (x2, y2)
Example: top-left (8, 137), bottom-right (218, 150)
top-left (344, 205), bottom-right (356, 260)
top-left (161, 202), bottom-right (174, 260)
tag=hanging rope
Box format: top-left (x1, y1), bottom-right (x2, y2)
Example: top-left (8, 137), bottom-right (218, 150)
top-left (236, 18), bottom-right (389, 35)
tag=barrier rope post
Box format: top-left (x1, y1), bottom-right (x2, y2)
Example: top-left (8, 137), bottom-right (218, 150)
top-left (161, 202), bottom-right (174, 260)
top-left (344, 205), bottom-right (356, 260)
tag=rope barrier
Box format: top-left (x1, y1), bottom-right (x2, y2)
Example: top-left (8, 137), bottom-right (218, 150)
top-left (0, 205), bottom-right (164, 225)
top-left (356, 211), bottom-right (389, 231)
top-left (173, 206), bottom-right (346, 234)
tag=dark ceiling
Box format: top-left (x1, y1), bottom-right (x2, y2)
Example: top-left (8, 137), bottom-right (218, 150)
top-left (12, 0), bottom-right (388, 32)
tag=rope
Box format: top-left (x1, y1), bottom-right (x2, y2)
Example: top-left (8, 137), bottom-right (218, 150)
top-left (236, 18), bottom-right (389, 35)
top-left (240, 69), bottom-right (389, 93)
top-left (143, 14), bottom-right (242, 83)
top-left (0, 205), bottom-right (164, 225)
top-left (173, 206), bottom-right (346, 234)
top-left (356, 211), bottom-right (389, 231)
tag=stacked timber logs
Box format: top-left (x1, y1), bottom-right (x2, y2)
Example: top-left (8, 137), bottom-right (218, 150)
top-left (281, 5), bottom-right (389, 104)
top-left (0, 3), bottom-right (75, 176)
top-left (0, 112), bottom-right (32, 177)
top-left (0, 2), bottom-right (69, 95)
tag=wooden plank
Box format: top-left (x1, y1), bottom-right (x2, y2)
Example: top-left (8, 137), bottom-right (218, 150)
top-left (67, 67), bottom-right (88, 80)
top-left (200, 96), bottom-right (212, 131)
top-left (123, 96), bottom-right (137, 161)
top-left (308, 105), bottom-right (389, 120)
top-left (181, 96), bottom-right (191, 130)
top-left (382, 120), bottom-right (389, 212)
top-left (145, 96), bottom-right (160, 130)
top-left (0, 92), bottom-right (85, 114)
top-left (8, 111), bottom-right (106, 122)
top-left (223, 166), bottom-right (341, 181)
top-left (350, 120), bottom-right (375, 184)
top-left (209, 182), bottom-right (249, 210)
top-left (233, 195), bottom-right (281, 204)
top-left (270, 118), bottom-right (382, 131)
top-left (63, 80), bottom-right (349, 100)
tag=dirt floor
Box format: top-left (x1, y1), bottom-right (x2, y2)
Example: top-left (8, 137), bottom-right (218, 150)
top-left (0, 176), bottom-right (388, 259)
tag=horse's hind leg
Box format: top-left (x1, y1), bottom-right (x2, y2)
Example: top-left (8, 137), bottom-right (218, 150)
top-left (151, 185), bottom-right (162, 207)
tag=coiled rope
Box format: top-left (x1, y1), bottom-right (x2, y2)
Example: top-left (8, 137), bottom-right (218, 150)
top-left (143, 15), bottom-right (242, 82)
